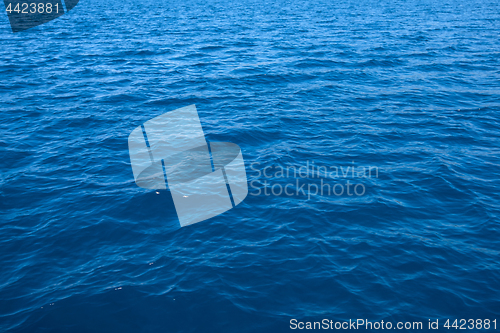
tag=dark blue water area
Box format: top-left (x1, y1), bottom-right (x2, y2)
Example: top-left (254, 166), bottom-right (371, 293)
top-left (1, 0), bottom-right (500, 331)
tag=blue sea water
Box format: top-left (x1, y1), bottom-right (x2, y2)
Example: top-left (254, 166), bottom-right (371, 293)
top-left (1, 0), bottom-right (500, 331)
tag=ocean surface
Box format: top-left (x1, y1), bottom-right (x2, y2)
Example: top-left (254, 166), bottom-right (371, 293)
top-left (1, 0), bottom-right (500, 331)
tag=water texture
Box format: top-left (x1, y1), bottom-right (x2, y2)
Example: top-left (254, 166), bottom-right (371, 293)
top-left (1, 0), bottom-right (500, 331)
